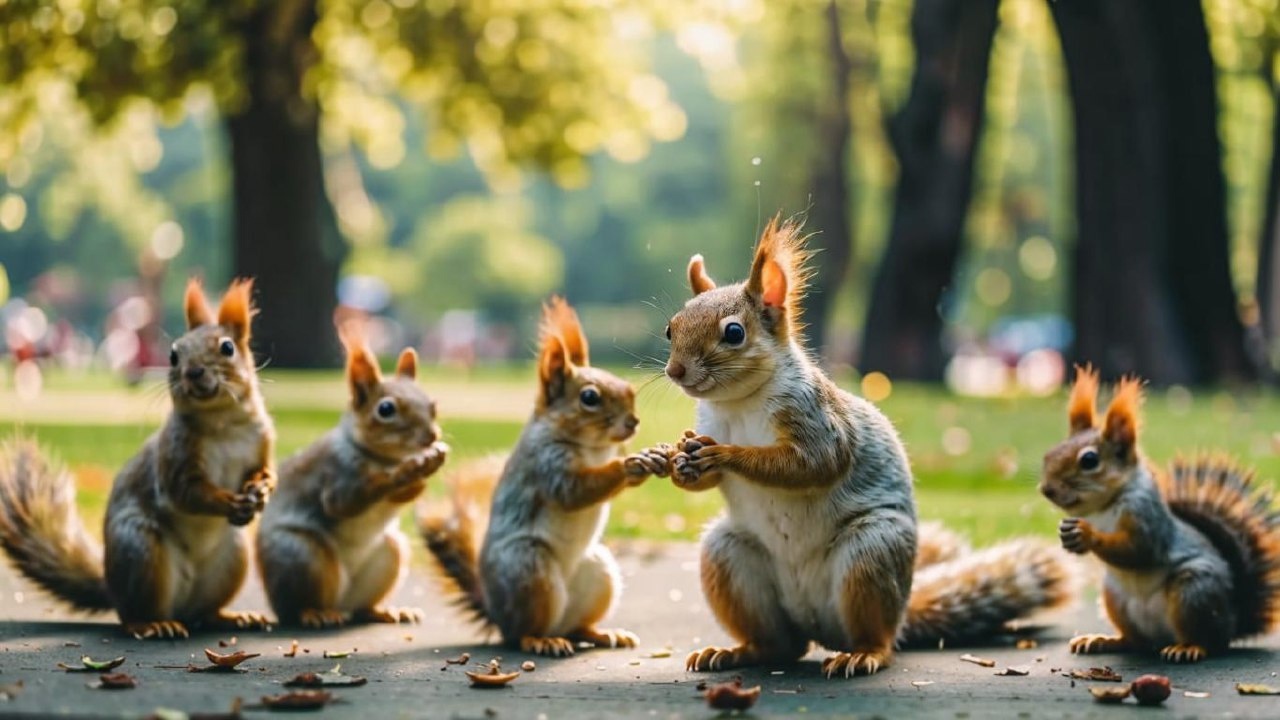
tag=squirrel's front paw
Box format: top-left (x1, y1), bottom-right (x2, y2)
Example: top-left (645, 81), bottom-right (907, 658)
top-left (672, 452), bottom-right (722, 492)
top-left (227, 493), bottom-right (259, 526)
top-left (1058, 517), bottom-right (1092, 554)
top-left (624, 444), bottom-right (673, 483)
top-left (241, 476), bottom-right (272, 512)
top-left (395, 442), bottom-right (450, 485)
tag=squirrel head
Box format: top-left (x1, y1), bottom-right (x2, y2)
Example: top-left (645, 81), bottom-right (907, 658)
top-left (663, 214), bottom-right (813, 401)
top-left (1039, 365), bottom-right (1144, 515)
top-left (339, 320), bottom-right (441, 461)
top-left (536, 296), bottom-right (639, 446)
top-left (169, 278), bottom-right (261, 411)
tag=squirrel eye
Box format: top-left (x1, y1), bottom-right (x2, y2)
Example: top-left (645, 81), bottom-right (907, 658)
top-left (579, 387), bottom-right (601, 408)
top-left (376, 399), bottom-right (397, 419)
top-left (665, 324), bottom-right (672, 341)
top-left (1078, 448), bottom-right (1101, 472)
top-left (219, 339), bottom-right (236, 357)
top-left (722, 321), bottom-right (746, 346)
top-left (169, 348), bottom-right (179, 367)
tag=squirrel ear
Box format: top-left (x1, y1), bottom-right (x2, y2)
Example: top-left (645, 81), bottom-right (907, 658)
top-left (1102, 376), bottom-right (1143, 454)
top-left (339, 321), bottom-right (381, 407)
top-left (184, 278), bottom-right (215, 330)
top-left (746, 214), bottom-right (810, 329)
top-left (216, 278), bottom-right (256, 342)
top-left (1067, 364), bottom-right (1099, 433)
top-left (537, 333), bottom-right (570, 403)
top-left (688, 254), bottom-right (716, 296)
top-left (396, 348), bottom-right (418, 380)
top-left (760, 258), bottom-right (787, 310)
top-left (543, 296), bottom-right (588, 367)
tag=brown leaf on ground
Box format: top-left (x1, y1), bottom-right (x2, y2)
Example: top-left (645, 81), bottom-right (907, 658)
top-left (258, 690), bottom-right (336, 710)
top-left (90, 672), bottom-right (138, 690)
top-left (995, 666), bottom-right (1030, 676)
top-left (1065, 667), bottom-right (1123, 682)
top-left (444, 652), bottom-right (471, 666)
top-left (1089, 686), bottom-right (1131, 704)
top-left (283, 640), bottom-right (300, 658)
top-left (1015, 638), bottom-right (1038, 650)
top-left (1236, 683), bottom-right (1280, 695)
top-left (959, 654), bottom-right (995, 668)
top-left (283, 665), bottom-right (368, 688)
top-left (58, 655), bottom-right (126, 672)
top-left (704, 679), bottom-right (761, 711)
top-left (465, 669), bottom-right (520, 688)
top-left (204, 649), bottom-right (262, 668)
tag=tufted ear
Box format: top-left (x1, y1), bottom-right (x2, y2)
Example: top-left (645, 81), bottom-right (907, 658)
top-left (338, 321), bottom-right (381, 407)
top-left (537, 332), bottom-right (569, 404)
top-left (216, 278), bottom-right (256, 342)
top-left (184, 278), bottom-right (215, 330)
top-left (1102, 377), bottom-right (1143, 456)
top-left (688, 254), bottom-right (716, 296)
top-left (745, 214), bottom-right (812, 335)
top-left (1067, 364), bottom-right (1098, 434)
top-left (396, 347), bottom-right (418, 380)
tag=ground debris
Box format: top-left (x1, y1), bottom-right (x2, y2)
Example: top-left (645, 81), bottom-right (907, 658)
top-left (1089, 686), bottom-right (1131, 704)
top-left (322, 649), bottom-right (356, 659)
top-left (911, 680), bottom-right (935, 688)
top-left (704, 678), bottom-right (760, 712)
top-left (1064, 667), bottom-right (1122, 683)
top-left (995, 666), bottom-right (1030, 677)
top-left (204, 649), bottom-right (261, 668)
top-left (253, 690), bottom-right (338, 711)
top-left (465, 659), bottom-right (520, 689)
top-left (959, 654), bottom-right (995, 668)
top-left (282, 641), bottom-right (300, 658)
top-left (444, 652), bottom-right (471, 667)
top-left (143, 697), bottom-right (245, 720)
top-left (58, 655), bottom-right (126, 672)
top-left (283, 665), bottom-right (367, 688)
top-left (0, 680), bottom-right (23, 701)
top-left (1236, 683), bottom-right (1280, 695)
top-left (89, 672), bottom-right (138, 690)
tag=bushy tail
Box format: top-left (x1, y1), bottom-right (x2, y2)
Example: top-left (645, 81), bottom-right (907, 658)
top-left (0, 437), bottom-right (111, 612)
top-left (899, 537), bottom-right (1076, 648)
top-left (1161, 456), bottom-right (1280, 638)
top-left (417, 455), bottom-right (505, 629)
top-left (915, 520), bottom-right (972, 570)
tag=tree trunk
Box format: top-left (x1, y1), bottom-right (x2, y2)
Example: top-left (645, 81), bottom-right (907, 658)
top-left (1257, 88), bottom-right (1280, 372)
top-left (858, 0), bottom-right (1000, 380)
top-left (803, 0), bottom-right (854, 362)
top-left (226, 0), bottom-right (345, 368)
top-left (1051, 0), bottom-right (1254, 385)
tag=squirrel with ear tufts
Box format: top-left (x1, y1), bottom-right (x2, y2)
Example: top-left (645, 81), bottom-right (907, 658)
top-left (421, 296), bottom-right (669, 657)
top-left (646, 215), bottom-right (1076, 678)
top-left (257, 321), bottom-right (448, 627)
top-left (1041, 366), bottom-right (1280, 663)
top-left (0, 279), bottom-right (275, 639)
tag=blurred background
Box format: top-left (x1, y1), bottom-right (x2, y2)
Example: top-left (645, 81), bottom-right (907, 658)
top-left (2, 0), bottom-right (1280, 543)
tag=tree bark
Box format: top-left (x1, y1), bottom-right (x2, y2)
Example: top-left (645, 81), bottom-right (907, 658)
top-left (1257, 88), bottom-right (1280, 371)
top-left (1051, 0), bottom-right (1254, 384)
top-left (803, 0), bottom-right (854, 361)
top-left (225, 0), bottom-right (345, 368)
top-left (858, 0), bottom-right (1000, 380)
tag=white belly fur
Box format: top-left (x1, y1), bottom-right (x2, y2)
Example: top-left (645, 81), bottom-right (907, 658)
top-left (1085, 506), bottom-right (1175, 644)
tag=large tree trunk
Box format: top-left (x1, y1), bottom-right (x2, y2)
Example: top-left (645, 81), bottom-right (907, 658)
top-left (226, 1), bottom-right (345, 368)
top-left (1257, 88), bottom-right (1280, 372)
top-left (803, 0), bottom-right (854, 361)
top-left (1051, 0), bottom-right (1254, 384)
top-left (858, 0), bottom-right (1000, 380)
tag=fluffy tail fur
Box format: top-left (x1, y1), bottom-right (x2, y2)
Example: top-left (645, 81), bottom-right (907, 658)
top-left (0, 437), bottom-right (111, 612)
top-left (418, 455), bottom-right (505, 629)
top-left (899, 537), bottom-right (1076, 648)
top-left (1161, 456), bottom-right (1280, 638)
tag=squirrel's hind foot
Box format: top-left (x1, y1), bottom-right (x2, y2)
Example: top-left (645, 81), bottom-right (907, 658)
top-left (355, 606), bottom-right (424, 624)
top-left (1160, 643), bottom-right (1207, 663)
top-left (822, 650), bottom-right (890, 678)
top-left (1068, 634), bottom-right (1129, 655)
top-left (205, 609), bottom-right (272, 631)
top-left (299, 609), bottom-right (348, 629)
top-left (520, 635), bottom-right (576, 657)
top-left (686, 645), bottom-right (758, 672)
top-left (125, 620), bottom-right (190, 640)
top-left (569, 627), bottom-right (638, 650)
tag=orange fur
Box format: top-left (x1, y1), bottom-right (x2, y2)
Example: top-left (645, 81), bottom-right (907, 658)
top-left (555, 459), bottom-right (631, 511)
top-left (1102, 376), bottom-right (1143, 452)
top-left (396, 348), bottom-right (418, 379)
top-left (339, 321), bottom-right (381, 405)
top-left (541, 296), bottom-right (589, 366)
top-left (745, 214), bottom-right (814, 336)
top-left (688, 254), bottom-right (717, 295)
top-left (216, 278), bottom-right (256, 342)
top-left (1074, 514), bottom-right (1153, 569)
top-left (184, 278), bottom-right (215, 330)
top-left (1067, 364), bottom-right (1099, 433)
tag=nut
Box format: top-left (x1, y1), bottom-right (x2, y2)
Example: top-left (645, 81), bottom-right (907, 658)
top-left (1130, 674), bottom-right (1171, 706)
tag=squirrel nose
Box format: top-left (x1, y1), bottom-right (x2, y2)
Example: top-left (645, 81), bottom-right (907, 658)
top-left (185, 367), bottom-right (206, 381)
top-left (624, 415), bottom-right (639, 430)
top-left (666, 362), bottom-right (686, 381)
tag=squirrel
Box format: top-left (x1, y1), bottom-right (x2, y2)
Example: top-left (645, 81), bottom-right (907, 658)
top-left (0, 279), bottom-right (275, 639)
top-left (420, 296), bottom-right (668, 657)
top-left (648, 215), bottom-right (1075, 678)
top-left (1040, 366), bottom-right (1280, 662)
top-left (256, 321), bottom-right (448, 627)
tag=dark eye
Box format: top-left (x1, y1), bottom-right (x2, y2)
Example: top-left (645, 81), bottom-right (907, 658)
top-left (1078, 449), bottom-right (1100, 472)
top-left (579, 387), bottom-right (601, 407)
top-left (169, 348), bottom-right (178, 367)
top-left (722, 322), bottom-right (746, 345)
top-left (376, 399), bottom-right (397, 419)
top-left (219, 339), bottom-right (235, 357)
top-left (665, 324), bottom-right (671, 341)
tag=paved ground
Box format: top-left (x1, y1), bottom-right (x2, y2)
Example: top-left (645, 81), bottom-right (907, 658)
top-left (2, 542), bottom-right (1279, 719)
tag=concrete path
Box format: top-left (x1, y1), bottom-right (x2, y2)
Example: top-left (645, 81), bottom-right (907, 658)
top-left (2, 542), bottom-right (1278, 718)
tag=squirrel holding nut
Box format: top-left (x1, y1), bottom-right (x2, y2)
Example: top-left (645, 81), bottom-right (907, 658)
top-left (421, 296), bottom-right (667, 657)
top-left (1041, 366), bottom-right (1280, 662)
top-left (257, 321), bottom-right (448, 627)
top-left (0, 279), bottom-right (275, 639)
top-left (649, 216), bottom-right (1075, 678)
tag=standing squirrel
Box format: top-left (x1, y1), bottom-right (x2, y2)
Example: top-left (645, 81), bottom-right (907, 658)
top-left (257, 322), bottom-right (448, 627)
top-left (650, 216), bottom-right (1075, 678)
top-left (0, 279), bottom-right (275, 639)
top-left (420, 297), bottom-right (668, 657)
top-left (1041, 367), bottom-right (1280, 662)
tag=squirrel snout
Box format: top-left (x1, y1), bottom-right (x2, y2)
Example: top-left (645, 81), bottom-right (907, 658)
top-left (666, 362), bottom-right (687, 381)
top-left (624, 414), bottom-right (639, 431)
top-left (185, 366), bottom-right (206, 381)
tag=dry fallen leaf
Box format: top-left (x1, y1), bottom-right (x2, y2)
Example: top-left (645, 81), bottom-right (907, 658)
top-left (995, 666), bottom-right (1030, 677)
top-left (1090, 686), bottom-right (1131, 704)
top-left (258, 690), bottom-right (336, 710)
top-left (705, 679), bottom-right (761, 712)
top-left (960, 654), bottom-right (995, 668)
top-left (465, 668), bottom-right (521, 688)
top-left (322, 649), bottom-right (356, 659)
top-left (1066, 667), bottom-right (1123, 683)
top-left (283, 640), bottom-right (300, 658)
top-left (1015, 638), bottom-right (1038, 650)
top-left (218, 637), bottom-right (238, 648)
top-left (205, 649), bottom-right (261, 668)
top-left (0, 681), bottom-right (23, 701)
top-left (444, 653), bottom-right (471, 666)
top-left (59, 655), bottom-right (126, 672)
top-left (90, 672), bottom-right (138, 690)
top-left (283, 665), bottom-right (368, 688)
top-left (1237, 683), bottom-right (1280, 695)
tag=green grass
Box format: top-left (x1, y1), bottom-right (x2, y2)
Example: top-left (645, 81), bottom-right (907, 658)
top-left (4, 367), bottom-right (1279, 546)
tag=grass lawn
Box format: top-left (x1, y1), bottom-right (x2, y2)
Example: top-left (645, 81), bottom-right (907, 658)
top-left (2, 365), bottom-right (1278, 547)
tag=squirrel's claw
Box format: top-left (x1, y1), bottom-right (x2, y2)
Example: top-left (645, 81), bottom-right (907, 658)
top-left (126, 620), bottom-right (190, 640)
top-left (1068, 633), bottom-right (1128, 655)
top-left (357, 605), bottom-right (424, 624)
top-left (1160, 643), bottom-right (1207, 663)
top-left (822, 651), bottom-right (888, 678)
top-left (1058, 517), bottom-right (1090, 554)
top-left (685, 645), bottom-right (754, 672)
top-left (520, 636), bottom-right (576, 657)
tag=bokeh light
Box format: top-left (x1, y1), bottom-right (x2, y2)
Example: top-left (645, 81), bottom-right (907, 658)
top-left (861, 371), bottom-right (892, 402)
